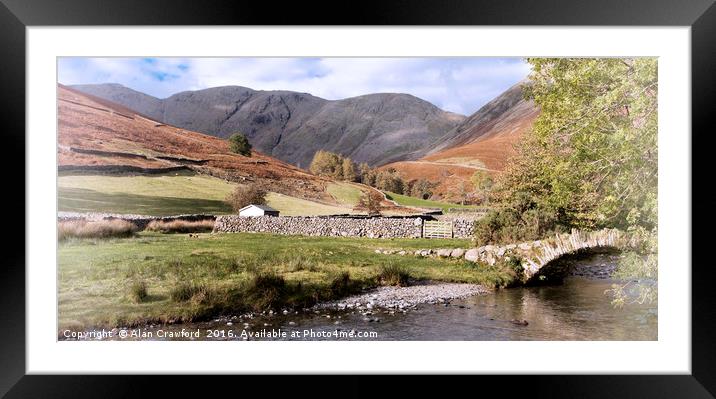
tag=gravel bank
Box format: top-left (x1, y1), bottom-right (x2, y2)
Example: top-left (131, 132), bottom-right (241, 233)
top-left (316, 281), bottom-right (490, 311)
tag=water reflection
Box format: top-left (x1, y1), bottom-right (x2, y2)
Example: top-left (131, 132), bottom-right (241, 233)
top-left (123, 277), bottom-right (656, 341)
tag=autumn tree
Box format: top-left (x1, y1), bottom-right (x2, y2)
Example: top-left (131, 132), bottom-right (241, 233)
top-left (309, 150), bottom-right (343, 179)
top-left (358, 163), bottom-right (376, 186)
top-left (342, 158), bottom-right (357, 182)
top-left (355, 190), bottom-right (384, 216)
top-left (309, 150), bottom-right (362, 181)
top-left (225, 184), bottom-right (267, 212)
top-left (374, 169), bottom-right (404, 194)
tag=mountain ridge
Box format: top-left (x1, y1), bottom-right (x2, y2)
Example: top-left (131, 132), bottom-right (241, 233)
top-left (69, 83), bottom-right (466, 168)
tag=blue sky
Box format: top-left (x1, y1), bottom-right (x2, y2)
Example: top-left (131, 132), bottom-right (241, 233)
top-left (58, 57), bottom-right (530, 115)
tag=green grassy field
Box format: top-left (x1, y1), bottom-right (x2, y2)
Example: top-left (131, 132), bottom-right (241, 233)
top-left (59, 173), bottom-right (236, 215)
top-left (58, 232), bottom-right (514, 330)
top-left (58, 173), bottom-right (355, 216)
top-left (326, 182), bottom-right (364, 206)
top-left (265, 192), bottom-right (354, 216)
top-left (383, 191), bottom-right (477, 213)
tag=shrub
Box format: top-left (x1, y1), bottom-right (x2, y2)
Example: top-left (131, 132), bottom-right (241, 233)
top-left (128, 280), bottom-right (148, 303)
top-left (146, 219), bottom-right (215, 234)
top-left (473, 195), bottom-right (565, 245)
top-left (228, 133), bottom-right (252, 156)
top-left (377, 264), bottom-right (410, 287)
top-left (492, 255), bottom-right (525, 286)
top-left (225, 184), bottom-right (267, 212)
top-left (58, 219), bottom-right (138, 241)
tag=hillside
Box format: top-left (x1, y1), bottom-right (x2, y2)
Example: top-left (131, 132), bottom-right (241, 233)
top-left (70, 83), bottom-right (465, 168)
top-left (58, 84), bottom-right (426, 216)
top-left (58, 84), bottom-right (344, 203)
top-left (381, 81), bottom-right (539, 201)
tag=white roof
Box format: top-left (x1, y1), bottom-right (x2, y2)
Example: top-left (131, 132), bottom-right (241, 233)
top-left (239, 204), bottom-right (279, 212)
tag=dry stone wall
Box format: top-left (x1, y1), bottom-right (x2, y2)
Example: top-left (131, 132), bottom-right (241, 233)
top-left (451, 219), bottom-right (477, 238)
top-left (214, 215), bottom-right (425, 238)
top-left (377, 229), bottom-right (633, 282)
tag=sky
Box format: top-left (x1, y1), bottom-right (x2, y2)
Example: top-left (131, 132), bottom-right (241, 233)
top-left (58, 57), bottom-right (531, 115)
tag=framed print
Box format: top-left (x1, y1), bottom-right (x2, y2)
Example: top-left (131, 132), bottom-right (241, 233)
top-left (3, 0), bottom-right (715, 396)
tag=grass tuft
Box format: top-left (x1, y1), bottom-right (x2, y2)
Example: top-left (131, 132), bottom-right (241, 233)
top-left (58, 219), bottom-right (138, 241)
top-left (329, 271), bottom-right (352, 296)
top-left (128, 280), bottom-right (148, 303)
top-left (146, 219), bottom-right (215, 234)
top-left (377, 264), bottom-right (411, 287)
top-left (169, 282), bottom-right (210, 303)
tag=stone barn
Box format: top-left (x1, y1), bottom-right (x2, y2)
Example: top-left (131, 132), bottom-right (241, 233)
top-left (238, 204), bottom-right (280, 217)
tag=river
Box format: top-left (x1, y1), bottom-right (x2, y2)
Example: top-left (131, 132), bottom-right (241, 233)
top-left (76, 253), bottom-right (657, 341)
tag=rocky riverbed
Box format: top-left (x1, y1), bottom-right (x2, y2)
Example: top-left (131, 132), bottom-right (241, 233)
top-left (316, 281), bottom-right (491, 312)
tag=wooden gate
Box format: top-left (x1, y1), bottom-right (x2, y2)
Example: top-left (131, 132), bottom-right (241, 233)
top-left (422, 220), bottom-right (453, 238)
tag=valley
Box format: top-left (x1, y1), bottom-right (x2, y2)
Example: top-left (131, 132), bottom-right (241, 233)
top-left (53, 57), bottom-right (659, 343)
top-left (69, 80), bottom-right (539, 205)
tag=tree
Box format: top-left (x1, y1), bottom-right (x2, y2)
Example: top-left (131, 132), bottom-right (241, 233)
top-left (470, 170), bottom-right (494, 205)
top-left (342, 158), bottom-right (357, 182)
top-left (375, 170), bottom-right (404, 194)
top-left (309, 150), bottom-right (346, 180)
top-left (496, 58), bottom-right (657, 231)
top-left (456, 180), bottom-right (469, 205)
top-left (225, 184), bottom-right (267, 212)
top-left (228, 133), bottom-right (252, 156)
top-left (354, 190), bottom-right (384, 216)
top-left (358, 163), bottom-right (375, 186)
top-left (481, 58), bottom-right (658, 306)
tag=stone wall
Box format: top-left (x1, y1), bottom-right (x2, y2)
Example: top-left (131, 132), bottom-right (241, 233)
top-left (214, 215), bottom-right (424, 239)
top-left (377, 228), bottom-right (632, 282)
top-left (451, 219), bottom-right (476, 238)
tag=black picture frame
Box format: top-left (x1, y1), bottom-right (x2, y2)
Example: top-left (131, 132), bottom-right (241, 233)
top-left (2, 0), bottom-right (714, 397)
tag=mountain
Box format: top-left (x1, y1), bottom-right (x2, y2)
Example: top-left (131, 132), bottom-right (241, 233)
top-left (57, 84), bottom-right (335, 203)
top-left (69, 83), bottom-right (465, 168)
top-left (424, 80), bottom-right (537, 161)
top-left (380, 81), bottom-right (540, 201)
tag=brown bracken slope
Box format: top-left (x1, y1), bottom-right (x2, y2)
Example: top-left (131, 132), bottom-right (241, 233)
top-left (57, 84), bottom-right (339, 202)
top-left (380, 81), bottom-right (539, 202)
